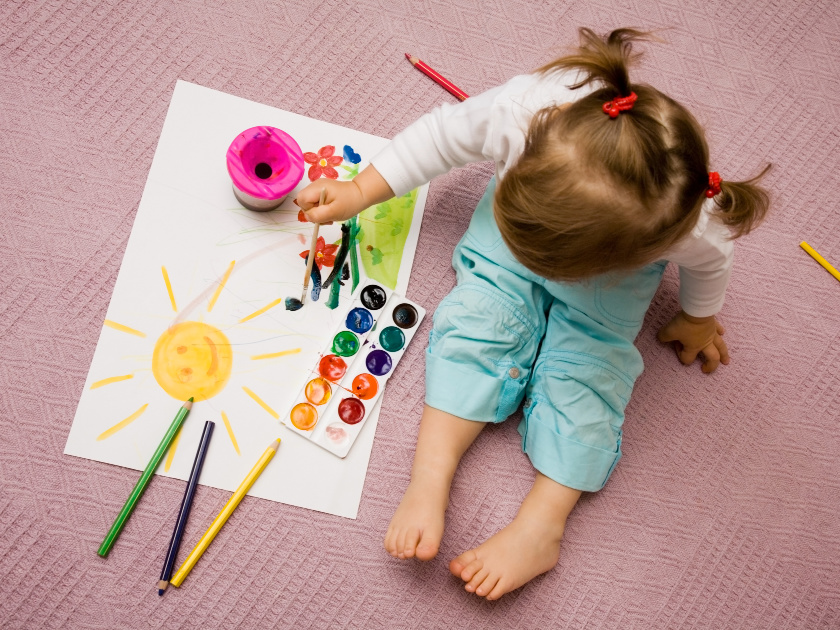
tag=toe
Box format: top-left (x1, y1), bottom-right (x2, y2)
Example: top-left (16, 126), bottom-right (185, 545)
top-left (475, 573), bottom-right (500, 598)
top-left (459, 557), bottom-right (484, 583)
top-left (415, 531), bottom-right (441, 561)
top-left (402, 527), bottom-right (420, 558)
top-left (486, 577), bottom-right (511, 601)
top-left (395, 528), bottom-right (408, 559)
top-left (383, 528), bottom-right (396, 557)
top-left (449, 550), bottom-right (476, 578)
top-left (465, 567), bottom-right (489, 593)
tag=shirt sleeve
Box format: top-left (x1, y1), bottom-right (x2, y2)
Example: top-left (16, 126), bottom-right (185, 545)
top-left (666, 202), bottom-right (735, 317)
top-left (369, 74), bottom-right (546, 197)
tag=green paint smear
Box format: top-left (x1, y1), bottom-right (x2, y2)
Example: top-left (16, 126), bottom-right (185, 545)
top-left (332, 330), bottom-right (360, 357)
top-left (357, 189), bottom-right (418, 290)
top-left (349, 216), bottom-right (360, 293)
top-left (325, 274), bottom-right (341, 310)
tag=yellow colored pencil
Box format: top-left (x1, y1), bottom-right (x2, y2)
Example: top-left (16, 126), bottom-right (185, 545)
top-left (800, 241), bottom-right (840, 284)
top-left (169, 438), bottom-right (281, 588)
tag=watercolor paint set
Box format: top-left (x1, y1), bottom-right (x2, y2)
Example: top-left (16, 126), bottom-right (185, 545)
top-left (283, 282), bottom-right (425, 458)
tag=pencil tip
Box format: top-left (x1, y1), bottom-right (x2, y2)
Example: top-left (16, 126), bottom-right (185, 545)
top-left (157, 580), bottom-right (168, 596)
top-left (158, 590), bottom-right (164, 596)
top-left (405, 52), bottom-right (411, 59)
top-left (188, 397), bottom-right (194, 402)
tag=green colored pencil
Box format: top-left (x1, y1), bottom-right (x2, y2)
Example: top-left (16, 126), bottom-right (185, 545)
top-left (97, 398), bottom-right (194, 557)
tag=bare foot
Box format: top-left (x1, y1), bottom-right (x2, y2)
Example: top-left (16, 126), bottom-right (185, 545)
top-left (384, 476), bottom-right (448, 560)
top-left (449, 473), bottom-right (580, 600)
top-left (449, 513), bottom-right (565, 600)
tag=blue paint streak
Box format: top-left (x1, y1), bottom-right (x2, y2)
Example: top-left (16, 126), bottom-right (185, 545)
top-left (343, 145), bottom-right (361, 164)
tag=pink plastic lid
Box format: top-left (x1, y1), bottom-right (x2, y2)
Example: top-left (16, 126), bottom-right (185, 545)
top-left (226, 126), bottom-right (305, 200)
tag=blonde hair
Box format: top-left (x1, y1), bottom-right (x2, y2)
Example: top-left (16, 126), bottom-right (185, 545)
top-left (494, 28), bottom-right (771, 281)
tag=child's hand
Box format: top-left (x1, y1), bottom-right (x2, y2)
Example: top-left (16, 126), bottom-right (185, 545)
top-left (657, 311), bottom-right (730, 374)
top-left (295, 164), bottom-right (394, 224)
top-left (296, 179), bottom-right (364, 224)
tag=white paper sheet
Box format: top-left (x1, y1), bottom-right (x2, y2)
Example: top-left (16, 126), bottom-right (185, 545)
top-left (64, 81), bottom-right (427, 519)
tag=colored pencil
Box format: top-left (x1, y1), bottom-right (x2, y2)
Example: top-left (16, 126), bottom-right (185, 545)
top-left (169, 438), bottom-right (281, 588)
top-left (97, 398), bottom-right (194, 557)
top-left (158, 420), bottom-right (215, 596)
top-left (801, 241), bottom-right (840, 284)
top-left (301, 188), bottom-right (326, 304)
top-left (405, 53), bottom-right (469, 101)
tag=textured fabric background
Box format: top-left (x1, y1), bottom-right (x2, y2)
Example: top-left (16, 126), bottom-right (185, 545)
top-left (1, 0), bottom-right (839, 628)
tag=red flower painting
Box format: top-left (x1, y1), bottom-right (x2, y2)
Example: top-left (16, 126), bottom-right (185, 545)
top-left (304, 145), bottom-right (343, 181)
top-left (299, 236), bottom-right (338, 270)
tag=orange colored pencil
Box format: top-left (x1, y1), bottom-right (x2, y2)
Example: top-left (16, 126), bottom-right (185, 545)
top-left (405, 53), bottom-right (468, 101)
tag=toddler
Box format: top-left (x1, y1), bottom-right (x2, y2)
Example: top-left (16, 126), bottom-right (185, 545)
top-left (297, 28), bottom-right (770, 600)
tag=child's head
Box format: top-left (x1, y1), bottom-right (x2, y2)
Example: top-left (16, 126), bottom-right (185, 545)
top-left (495, 28), bottom-right (770, 280)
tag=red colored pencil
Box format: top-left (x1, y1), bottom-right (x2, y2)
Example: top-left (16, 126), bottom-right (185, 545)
top-left (405, 53), bottom-right (468, 101)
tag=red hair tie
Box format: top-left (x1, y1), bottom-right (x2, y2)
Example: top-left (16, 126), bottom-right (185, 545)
top-left (706, 172), bottom-right (722, 198)
top-left (602, 92), bottom-right (637, 118)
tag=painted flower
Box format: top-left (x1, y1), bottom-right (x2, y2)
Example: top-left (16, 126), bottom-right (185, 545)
top-left (304, 145), bottom-right (343, 181)
top-left (299, 236), bottom-right (338, 270)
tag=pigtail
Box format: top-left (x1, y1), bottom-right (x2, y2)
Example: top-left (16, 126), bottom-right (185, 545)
top-left (715, 165), bottom-right (772, 237)
top-left (539, 28), bottom-right (658, 96)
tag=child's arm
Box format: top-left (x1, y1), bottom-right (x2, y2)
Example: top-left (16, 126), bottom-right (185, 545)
top-left (661, 207), bottom-right (734, 374)
top-left (298, 73), bottom-right (555, 223)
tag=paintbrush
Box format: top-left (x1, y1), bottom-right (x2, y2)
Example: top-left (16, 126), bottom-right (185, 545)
top-left (301, 187), bottom-right (326, 305)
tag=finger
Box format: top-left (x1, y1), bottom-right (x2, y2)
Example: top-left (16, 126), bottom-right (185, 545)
top-left (296, 185), bottom-right (324, 210)
top-left (716, 321), bottom-right (726, 335)
top-left (678, 344), bottom-right (700, 366)
top-left (657, 325), bottom-right (675, 344)
top-left (700, 343), bottom-right (720, 374)
top-left (302, 202), bottom-right (340, 224)
top-left (716, 335), bottom-right (731, 365)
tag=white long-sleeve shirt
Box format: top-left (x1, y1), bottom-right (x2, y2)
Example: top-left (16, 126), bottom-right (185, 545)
top-left (370, 72), bottom-right (733, 317)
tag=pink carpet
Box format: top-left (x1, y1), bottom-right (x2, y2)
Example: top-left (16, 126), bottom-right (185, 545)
top-left (1, 0), bottom-right (839, 627)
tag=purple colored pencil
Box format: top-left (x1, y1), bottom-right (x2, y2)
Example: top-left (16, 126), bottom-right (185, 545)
top-left (157, 420), bottom-right (215, 595)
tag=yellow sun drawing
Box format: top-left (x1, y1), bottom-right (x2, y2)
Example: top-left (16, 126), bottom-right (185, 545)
top-left (91, 261), bottom-right (300, 470)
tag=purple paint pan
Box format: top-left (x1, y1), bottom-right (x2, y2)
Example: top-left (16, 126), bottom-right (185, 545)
top-left (227, 126), bottom-right (304, 211)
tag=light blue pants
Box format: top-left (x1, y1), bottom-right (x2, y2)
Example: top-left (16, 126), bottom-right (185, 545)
top-left (425, 178), bottom-right (666, 491)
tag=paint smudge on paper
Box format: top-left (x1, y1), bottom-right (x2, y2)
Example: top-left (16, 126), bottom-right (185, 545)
top-left (90, 374), bottom-right (134, 390)
top-left (221, 411), bottom-right (241, 455)
top-left (251, 348), bottom-right (301, 361)
top-left (358, 188), bottom-right (419, 289)
top-left (104, 320), bottom-right (146, 338)
top-left (162, 267), bottom-right (178, 311)
top-left (243, 386), bottom-right (279, 419)
top-left (285, 297), bottom-right (303, 311)
top-left (208, 260), bottom-right (236, 312)
top-left (240, 297), bottom-right (284, 323)
top-left (164, 426), bottom-right (182, 471)
top-left (97, 404), bottom-right (149, 441)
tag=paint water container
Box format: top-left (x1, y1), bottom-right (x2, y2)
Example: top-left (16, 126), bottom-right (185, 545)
top-left (226, 126), bottom-right (305, 211)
